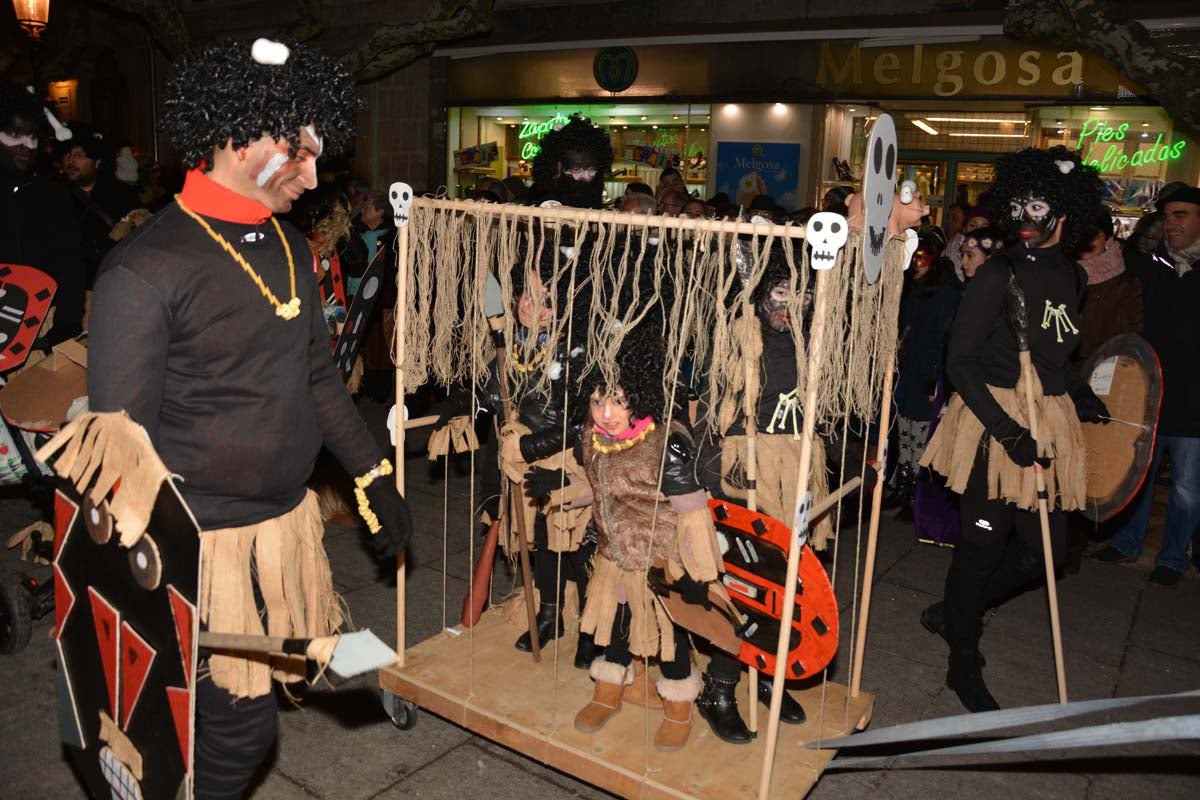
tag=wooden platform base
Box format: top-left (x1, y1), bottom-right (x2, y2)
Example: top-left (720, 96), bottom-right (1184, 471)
top-left (378, 610), bottom-right (874, 799)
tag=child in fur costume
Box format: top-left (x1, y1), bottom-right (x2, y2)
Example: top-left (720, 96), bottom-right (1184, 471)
top-left (522, 331), bottom-right (723, 751)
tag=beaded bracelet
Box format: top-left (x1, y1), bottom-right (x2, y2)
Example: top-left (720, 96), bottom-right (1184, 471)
top-left (354, 459), bottom-right (394, 534)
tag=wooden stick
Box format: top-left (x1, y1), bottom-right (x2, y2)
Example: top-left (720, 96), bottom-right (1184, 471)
top-left (490, 320), bottom-right (542, 663)
top-left (199, 631), bottom-right (293, 654)
top-left (743, 304), bottom-right (760, 735)
top-left (1019, 350), bottom-right (1068, 704)
top-left (403, 414), bottom-right (439, 430)
top-left (758, 267), bottom-right (833, 800)
top-left (849, 351), bottom-right (895, 699)
top-left (410, 195), bottom-right (812, 239)
top-left (394, 220), bottom-right (409, 667)
top-left (811, 475), bottom-right (863, 522)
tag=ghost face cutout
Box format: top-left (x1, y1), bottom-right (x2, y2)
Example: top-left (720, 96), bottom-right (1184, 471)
top-left (806, 212), bottom-right (848, 270)
top-left (861, 114), bottom-right (898, 284)
top-left (389, 182), bottom-right (413, 228)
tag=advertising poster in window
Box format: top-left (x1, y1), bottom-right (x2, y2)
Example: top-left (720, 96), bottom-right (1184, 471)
top-left (714, 141), bottom-right (802, 210)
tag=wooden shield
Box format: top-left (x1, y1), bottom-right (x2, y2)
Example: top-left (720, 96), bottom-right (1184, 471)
top-left (707, 499), bottom-right (839, 679)
top-left (53, 476), bottom-right (201, 800)
top-left (1080, 333), bottom-right (1162, 522)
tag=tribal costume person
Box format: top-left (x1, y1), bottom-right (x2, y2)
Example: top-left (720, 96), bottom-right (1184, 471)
top-left (919, 146), bottom-right (1107, 713)
top-left (522, 331), bottom-right (723, 751)
top-left (87, 40), bottom-right (411, 799)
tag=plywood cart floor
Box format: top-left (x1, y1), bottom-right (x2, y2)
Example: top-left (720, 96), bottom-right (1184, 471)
top-left (378, 610), bottom-right (874, 800)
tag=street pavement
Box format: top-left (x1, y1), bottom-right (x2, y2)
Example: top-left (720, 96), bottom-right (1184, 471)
top-left (2, 396), bottom-right (1198, 799)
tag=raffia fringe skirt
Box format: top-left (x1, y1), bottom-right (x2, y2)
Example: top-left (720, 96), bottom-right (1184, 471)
top-left (198, 491), bottom-right (342, 699)
top-left (919, 378), bottom-right (1086, 512)
top-left (720, 434), bottom-right (833, 550)
top-left (499, 423), bottom-right (592, 553)
top-left (580, 555), bottom-right (677, 661)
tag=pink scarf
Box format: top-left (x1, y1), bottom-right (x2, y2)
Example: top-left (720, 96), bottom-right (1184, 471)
top-left (595, 415), bottom-right (654, 441)
top-left (1079, 239), bottom-right (1125, 286)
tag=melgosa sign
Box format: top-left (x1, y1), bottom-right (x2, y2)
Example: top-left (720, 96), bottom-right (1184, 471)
top-left (816, 39), bottom-right (1131, 100)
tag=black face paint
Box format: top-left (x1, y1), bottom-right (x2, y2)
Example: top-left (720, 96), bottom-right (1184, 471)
top-left (1009, 192), bottom-right (1060, 248)
top-left (758, 281), bottom-right (794, 332)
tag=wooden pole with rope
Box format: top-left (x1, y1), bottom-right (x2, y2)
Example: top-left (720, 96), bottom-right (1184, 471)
top-left (742, 304), bottom-right (761, 734)
top-left (394, 218), bottom-right (409, 667)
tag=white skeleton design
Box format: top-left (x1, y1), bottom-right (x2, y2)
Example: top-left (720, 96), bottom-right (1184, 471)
top-left (766, 388), bottom-right (803, 440)
top-left (1041, 300), bottom-right (1079, 343)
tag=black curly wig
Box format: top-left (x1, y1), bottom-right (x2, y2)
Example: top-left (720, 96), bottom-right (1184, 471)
top-left (990, 146), bottom-right (1102, 252)
top-left (529, 114), bottom-right (613, 209)
top-left (162, 39), bottom-right (363, 170)
top-left (0, 80), bottom-right (45, 129)
top-left (577, 325), bottom-right (669, 423)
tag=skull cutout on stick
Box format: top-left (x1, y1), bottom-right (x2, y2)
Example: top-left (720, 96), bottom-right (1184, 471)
top-left (806, 212), bottom-right (848, 270)
top-left (389, 182), bottom-right (413, 228)
top-left (861, 114), bottom-right (898, 284)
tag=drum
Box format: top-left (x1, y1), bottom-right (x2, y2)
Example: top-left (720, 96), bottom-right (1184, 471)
top-left (1079, 333), bottom-right (1162, 522)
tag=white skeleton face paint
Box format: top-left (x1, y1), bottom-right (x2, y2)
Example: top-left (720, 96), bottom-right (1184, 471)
top-left (255, 152), bottom-right (290, 187)
top-left (1010, 192), bottom-right (1061, 248)
top-left (303, 124), bottom-right (324, 158)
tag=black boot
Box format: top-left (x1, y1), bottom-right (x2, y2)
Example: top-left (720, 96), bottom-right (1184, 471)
top-left (574, 631), bottom-right (599, 669)
top-left (882, 465), bottom-right (913, 511)
top-left (946, 649), bottom-right (1000, 713)
top-left (757, 676), bottom-right (806, 724)
top-left (921, 601), bottom-right (986, 667)
top-left (515, 602), bottom-right (563, 652)
top-left (696, 672), bottom-right (753, 744)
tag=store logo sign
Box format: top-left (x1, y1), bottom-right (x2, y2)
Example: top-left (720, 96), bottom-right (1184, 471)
top-left (1076, 118), bottom-right (1187, 171)
top-left (593, 47), bottom-right (639, 93)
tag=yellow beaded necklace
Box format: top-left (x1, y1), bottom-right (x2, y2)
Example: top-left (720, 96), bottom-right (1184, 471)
top-left (175, 196), bottom-right (301, 320)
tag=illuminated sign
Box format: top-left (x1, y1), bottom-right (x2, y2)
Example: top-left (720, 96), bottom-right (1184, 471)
top-left (518, 112), bottom-right (570, 160)
top-left (1077, 118), bottom-right (1186, 172)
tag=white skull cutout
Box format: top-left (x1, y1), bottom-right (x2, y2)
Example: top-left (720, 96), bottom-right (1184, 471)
top-left (806, 212), bottom-right (847, 270)
top-left (861, 114), bottom-right (898, 284)
top-left (389, 182), bottom-right (413, 228)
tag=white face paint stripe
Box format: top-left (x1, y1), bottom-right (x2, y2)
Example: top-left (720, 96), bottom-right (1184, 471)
top-left (304, 125), bottom-right (324, 157)
top-left (0, 131), bottom-right (37, 148)
top-left (256, 152), bottom-right (289, 187)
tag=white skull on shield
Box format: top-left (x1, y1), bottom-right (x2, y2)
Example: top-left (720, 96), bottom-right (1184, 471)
top-left (806, 212), bottom-right (848, 270)
top-left (389, 182), bottom-right (413, 228)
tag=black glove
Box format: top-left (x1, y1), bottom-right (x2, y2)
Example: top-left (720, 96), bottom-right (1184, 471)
top-left (1001, 428), bottom-right (1051, 470)
top-left (673, 574), bottom-right (713, 609)
top-left (1071, 386), bottom-right (1110, 424)
top-left (524, 466), bottom-right (568, 499)
top-left (433, 390), bottom-right (473, 431)
top-left (363, 480), bottom-right (413, 558)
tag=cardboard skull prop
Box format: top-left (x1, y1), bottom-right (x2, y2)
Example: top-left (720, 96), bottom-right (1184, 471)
top-left (388, 182), bottom-right (412, 228)
top-left (861, 114), bottom-right (898, 284)
top-left (806, 212), bottom-right (848, 270)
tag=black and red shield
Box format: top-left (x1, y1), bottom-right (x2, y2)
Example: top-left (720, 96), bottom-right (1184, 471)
top-left (0, 262), bottom-right (57, 373)
top-left (53, 477), bottom-right (201, 799)
top-left (709, 499), bottom-right (839, 680)
top-left (331, 253), bottom-right (386, 377)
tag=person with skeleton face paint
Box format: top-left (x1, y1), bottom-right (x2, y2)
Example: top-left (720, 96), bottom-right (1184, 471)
top-left (919, 146), bottom-right (1106, 713)
top-left (528, 115), bottom-right (613, 210)
top-left (86, 40), bottom-right (412, 798)
top-left (0, 80), bottom-right (86, 346)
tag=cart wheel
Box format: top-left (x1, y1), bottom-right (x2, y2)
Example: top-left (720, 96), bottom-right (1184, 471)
top-left (0, 575), bottom-right (33, 655)
top-left (380, 689), bottom-right (418, 730)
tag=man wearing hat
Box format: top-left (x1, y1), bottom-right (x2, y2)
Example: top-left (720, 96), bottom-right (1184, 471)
top-left (62, 122), bottom-right (143, 288)
top-left (1093, 186), bottom-right (1200, 586)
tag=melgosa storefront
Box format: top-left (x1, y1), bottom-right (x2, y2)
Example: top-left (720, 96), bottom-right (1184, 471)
top-left (438, 34), bottom-right (1197, 220)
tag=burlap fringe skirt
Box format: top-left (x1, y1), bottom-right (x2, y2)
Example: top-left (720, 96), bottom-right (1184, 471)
top-left (499, 422), bottom-right (592, 553)
top-left (580, 555), bottom-right (677, 661)
top-left (198, 491), bottom-right (342, 699)
top-left (720, 434), bottom-right (833, 550)
top-left (919, 377), bottom-right (1086, 512)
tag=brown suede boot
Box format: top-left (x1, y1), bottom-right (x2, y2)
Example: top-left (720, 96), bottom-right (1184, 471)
top-left (575, 659), bottom-right (629, 733)
top-left (654, 670), bottom-right (701, 751)
top-left (622, 658), bottom-right (663, 709)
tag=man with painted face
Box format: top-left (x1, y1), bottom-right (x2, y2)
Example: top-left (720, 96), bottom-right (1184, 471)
top-left (87, 40), bottom-right (411, 798)
top-left (528, 114), bottom-right (612, 209)
top-left (0, 81), bottom-right (85, 346)
top-left (920, 146), bottom-right (1105, 712)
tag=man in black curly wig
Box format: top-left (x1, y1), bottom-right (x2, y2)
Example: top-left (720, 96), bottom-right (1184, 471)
top-left (87, 39), bottom-right (410, 799)
top-left (919, 145), bottom-right (1107, 713)
top-left (529, 113), bottom-right (613, 209)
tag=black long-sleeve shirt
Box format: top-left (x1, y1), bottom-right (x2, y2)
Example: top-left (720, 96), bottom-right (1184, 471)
top-left (88, 185), bottom-right (381, 529)
top-left (947, 243), bottom-right (1086, 441)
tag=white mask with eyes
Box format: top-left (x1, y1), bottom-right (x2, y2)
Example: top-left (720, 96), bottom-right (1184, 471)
top-left (861, 114), bottom-right (898, 284)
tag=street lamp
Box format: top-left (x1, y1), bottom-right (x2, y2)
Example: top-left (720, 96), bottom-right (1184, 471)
top-left (12, 0), bottom-right (50, 40)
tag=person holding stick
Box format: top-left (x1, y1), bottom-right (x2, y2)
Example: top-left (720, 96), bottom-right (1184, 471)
top-left (919, 146), bottom-right (1106, 712)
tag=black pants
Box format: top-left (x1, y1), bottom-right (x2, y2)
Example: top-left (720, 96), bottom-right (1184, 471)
top-left (942, 450), bottom-right (1066, 656)
top-left (532, 515), bottom-right (594, 606)
top-left (194, 672), bottom-right (278, 800)
top-left (604, 602), bottom-right (692, 680)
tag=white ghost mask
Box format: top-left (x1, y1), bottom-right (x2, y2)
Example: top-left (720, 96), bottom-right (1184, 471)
top-left (861, 114), bottom-right (898, 284)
